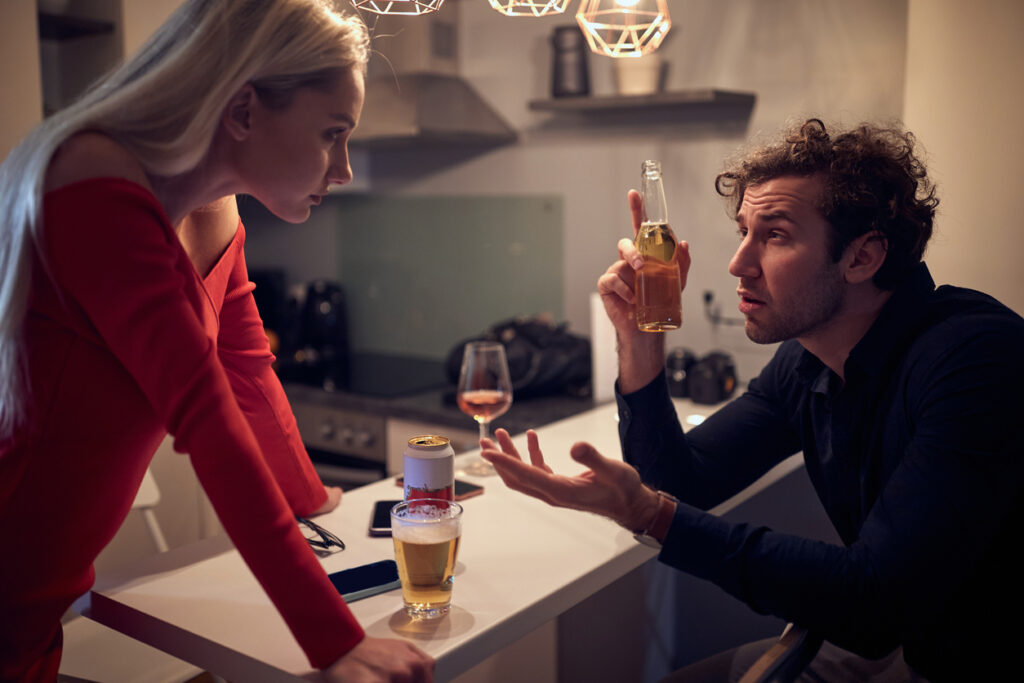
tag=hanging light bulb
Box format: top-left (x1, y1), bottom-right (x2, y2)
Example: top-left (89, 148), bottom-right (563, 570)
top-left (487, 0), bottom-right (571, 17)
top-left (576, 0), bottom-right (671, 58)
top-left (352, 0), bottom-right (444, 15)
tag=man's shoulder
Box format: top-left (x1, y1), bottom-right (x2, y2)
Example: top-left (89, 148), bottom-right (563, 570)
top-left (902, 284), bottom-right (1024, 377)
top-left (929, 284), bottom-right (1023, 323)
top-left (919, 284), bottom-right (1024, 345)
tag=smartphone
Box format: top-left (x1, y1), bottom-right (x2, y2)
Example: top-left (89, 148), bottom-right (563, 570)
top-left (368, 499), bottom-right (399, 536)
top-left (369, 499), bottom-right (402, 537)
top-left (328, 560), bottom-right (401, 602)
top-left (394, 478), bottom-right (484, 502)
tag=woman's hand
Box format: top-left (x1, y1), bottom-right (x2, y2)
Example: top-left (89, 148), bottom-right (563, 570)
top-left (318, 636), bottom-right (434, 682)
top-left (312, 486), bottom-right (343, 516)
top-left (479, 428), bottom-right (661, 533)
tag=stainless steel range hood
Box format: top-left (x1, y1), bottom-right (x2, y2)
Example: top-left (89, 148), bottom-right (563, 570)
top-left (353, 73), bottom-right (516, 147)
top-left (351, 2), bottom-right (516, 149)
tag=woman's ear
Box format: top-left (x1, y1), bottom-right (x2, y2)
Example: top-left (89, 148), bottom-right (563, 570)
top-left (843, 230), bottom-right (888, 284)
top-left (222, 84), bottom-right (257, 141)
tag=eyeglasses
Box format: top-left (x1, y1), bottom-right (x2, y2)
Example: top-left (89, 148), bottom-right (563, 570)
top-left (296, 516), bottom-right (345, 555)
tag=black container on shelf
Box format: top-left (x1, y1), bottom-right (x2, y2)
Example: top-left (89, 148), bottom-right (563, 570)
top-left (550, 26), bottom-right (590, 98)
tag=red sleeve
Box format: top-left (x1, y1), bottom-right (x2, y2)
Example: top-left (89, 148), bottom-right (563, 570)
top-left (216, 224), bottom-right (327, 516)
top-left (42, 179), bottom-right (363, 668)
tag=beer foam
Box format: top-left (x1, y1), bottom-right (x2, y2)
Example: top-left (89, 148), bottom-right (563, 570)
top-left (392, 518), bottom-right (460, 544)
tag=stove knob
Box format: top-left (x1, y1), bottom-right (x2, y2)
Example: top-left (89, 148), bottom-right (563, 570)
top-left (355, 430), bottom-right (375, 449)
top-left (319, 419), bottom-right (336, 441)
top-left (338, 427), bottom-right (355, 447)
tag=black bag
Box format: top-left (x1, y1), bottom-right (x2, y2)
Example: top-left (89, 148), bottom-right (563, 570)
top-left (445, 317), bottom-right (592, 399)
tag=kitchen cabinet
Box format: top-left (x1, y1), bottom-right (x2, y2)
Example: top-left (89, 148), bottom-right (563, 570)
top-left (34, 0), bottom-right (178, 116)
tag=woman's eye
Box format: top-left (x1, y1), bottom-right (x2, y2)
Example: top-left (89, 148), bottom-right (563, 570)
top-left (324, 128), bottom-right (347, 143)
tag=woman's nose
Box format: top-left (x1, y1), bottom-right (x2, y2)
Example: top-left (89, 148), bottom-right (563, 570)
top-left (328, 145), bottom-right (353, 187)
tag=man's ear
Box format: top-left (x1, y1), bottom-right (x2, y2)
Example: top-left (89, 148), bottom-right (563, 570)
top-left (222, 84), bottom-right (257, 141)
top-left (843, 230), bottom-right (888, 284)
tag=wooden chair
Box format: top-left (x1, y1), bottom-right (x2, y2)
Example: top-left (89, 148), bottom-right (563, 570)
top-left (737, 624), bottom-right (824, 683)
top-left (58, 469), bottom-right (205, 683)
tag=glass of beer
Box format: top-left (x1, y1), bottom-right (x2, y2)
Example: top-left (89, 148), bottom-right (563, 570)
top-left (390, 499), bottom-right (463, 619)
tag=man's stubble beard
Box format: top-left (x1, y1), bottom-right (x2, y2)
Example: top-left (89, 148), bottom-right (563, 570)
top-left (744, 260), bottom-right (846, 345)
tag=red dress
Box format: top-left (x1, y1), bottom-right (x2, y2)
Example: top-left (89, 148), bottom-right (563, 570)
top-left (0, 179), bottom-right (363, 680)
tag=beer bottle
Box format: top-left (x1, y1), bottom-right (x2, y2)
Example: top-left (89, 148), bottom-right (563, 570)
top-left (634, 160), bottom-right (682, 331)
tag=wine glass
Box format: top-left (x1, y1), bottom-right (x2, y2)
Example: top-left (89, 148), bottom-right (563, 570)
top-left (456, 341), bottom-right (513, 476)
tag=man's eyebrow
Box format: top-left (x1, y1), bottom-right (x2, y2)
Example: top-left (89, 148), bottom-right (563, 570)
top-left (759, 210), bottom-right (792, 221)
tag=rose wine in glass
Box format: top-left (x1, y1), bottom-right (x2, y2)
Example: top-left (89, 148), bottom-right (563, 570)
top-left (456, 341), bottom-right (513, 476)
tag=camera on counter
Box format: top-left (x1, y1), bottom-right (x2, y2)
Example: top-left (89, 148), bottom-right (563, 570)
top-left (665, 348), bottom-right (737, 405)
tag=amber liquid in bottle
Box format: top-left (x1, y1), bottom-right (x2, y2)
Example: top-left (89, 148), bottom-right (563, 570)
top-left (634, 159), bottom-right (681, 331)
top-left (635, 221), bottom-right (682, 331)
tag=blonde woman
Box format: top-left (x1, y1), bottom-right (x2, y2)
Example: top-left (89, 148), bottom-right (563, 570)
top-left (0, 1), bottom-right (431, 680)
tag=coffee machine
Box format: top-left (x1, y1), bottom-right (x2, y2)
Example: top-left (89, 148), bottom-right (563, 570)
top-left (277, 280), bottom-right (351, 391)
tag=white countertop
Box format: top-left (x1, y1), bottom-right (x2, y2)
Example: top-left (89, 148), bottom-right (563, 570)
top-left (82, 398), bottom-right (801, 681)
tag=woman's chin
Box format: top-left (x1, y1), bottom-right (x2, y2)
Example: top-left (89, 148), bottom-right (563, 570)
top-left (260, 202), bottom-right (311, 224)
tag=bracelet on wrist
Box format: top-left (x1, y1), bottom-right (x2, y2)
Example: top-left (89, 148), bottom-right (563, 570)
top-left (632, 489), bottom-right (678, 549)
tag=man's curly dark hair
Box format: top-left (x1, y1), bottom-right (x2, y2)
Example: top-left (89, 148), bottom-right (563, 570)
top-left (715, 118), bottom-right (938, 290)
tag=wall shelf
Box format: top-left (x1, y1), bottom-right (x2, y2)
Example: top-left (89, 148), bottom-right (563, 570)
top-left (38, 12), bottom-right (115, 41)
top-left (528, 89), bottom-right (756, 118)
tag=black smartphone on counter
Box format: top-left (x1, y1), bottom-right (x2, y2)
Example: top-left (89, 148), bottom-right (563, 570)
top-left (394, 478), bottom-right (485, 501)
top-left (369, 499), bottom-right (401, 537)
top-left (328, 560), bottom-right (401, 602)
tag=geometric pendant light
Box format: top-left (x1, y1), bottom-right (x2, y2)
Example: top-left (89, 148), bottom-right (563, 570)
top-left (487, 1), bottom-right (572, 17)
top-left (576, 0), bottom-right (672, 58)
top-left (352, 0), bottom-right (444, 15)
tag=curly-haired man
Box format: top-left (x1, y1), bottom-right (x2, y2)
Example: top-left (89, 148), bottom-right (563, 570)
top-left (481, 119), bottom-right (1024, 681)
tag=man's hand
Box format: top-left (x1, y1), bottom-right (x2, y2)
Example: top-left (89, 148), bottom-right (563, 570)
top-left (319, 636), bottom-right (434, 682)
top-left (312, 486), bottom-right (343, 516)
top-left (596, 190), bottom-right (691, 393)
top-left (479, 428), bottom-right (661, 533)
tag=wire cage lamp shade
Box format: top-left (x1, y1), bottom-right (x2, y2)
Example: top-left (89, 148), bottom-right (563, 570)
top-left (576, 0), bottom-right (672, 58)
top-left (352, 0), bottom-right (444, 14)
top-left (487, 0), bottom-right (572, 17)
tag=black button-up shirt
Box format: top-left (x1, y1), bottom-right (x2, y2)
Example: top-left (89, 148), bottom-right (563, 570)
top-left (618, 263), bottom-right (1024, 680)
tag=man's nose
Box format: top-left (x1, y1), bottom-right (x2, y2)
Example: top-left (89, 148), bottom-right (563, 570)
top-left (728, 238), bottom-right (760, 279)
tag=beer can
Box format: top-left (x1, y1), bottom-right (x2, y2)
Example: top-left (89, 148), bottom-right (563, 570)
top-left (403, 435), bottom-right (455, 502)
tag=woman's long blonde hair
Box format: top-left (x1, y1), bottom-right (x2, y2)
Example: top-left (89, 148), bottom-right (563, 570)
top-left (0, 0), bottom-right (369, 441)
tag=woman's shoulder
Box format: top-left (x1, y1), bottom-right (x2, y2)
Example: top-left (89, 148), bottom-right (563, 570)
top-left (44, 131), bottom-right (152, 194)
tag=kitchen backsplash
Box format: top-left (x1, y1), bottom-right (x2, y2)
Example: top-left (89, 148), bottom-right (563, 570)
top-left (240, 193), bottom-right (564, 361)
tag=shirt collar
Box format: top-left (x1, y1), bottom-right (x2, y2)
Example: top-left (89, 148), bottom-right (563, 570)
top-left (846, 262), bottom-right (936, 378)
top-left (793, 262), bottom-right (936, 388)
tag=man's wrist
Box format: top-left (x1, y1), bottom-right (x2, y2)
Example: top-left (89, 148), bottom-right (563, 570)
top-left (616, 331), bottom-right (666, 395)
top-left (631, 488), bottom-right (678, 548)
top-left (646, 492), bottom-right (677, 543)
top-left (628, 486), bottom-right (663, 534)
